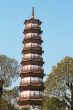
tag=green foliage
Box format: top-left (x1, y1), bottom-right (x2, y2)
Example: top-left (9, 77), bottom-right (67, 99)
top-left (0, 54), bottom-right (20, 87)
top-left (13, 107), bottom-right (30, 110)
top-left (3, 86), bottom-right (19, 105)
top-left (40, 96), bottom-right (66, 110)
top-left (44, 56), bottom-right (73, 110)
top-left (45, 56), bottom-right (73, 90)
top-left (21, 107), bottom-right (30, 110)
top-left (0, 55), bottom-right (20, 109)
top-left (0, 98), bottom-right (17, 110)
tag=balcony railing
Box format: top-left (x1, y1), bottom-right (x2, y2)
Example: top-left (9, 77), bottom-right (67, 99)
top-left (22, 58), bottom-right (43, 62)
top-left (20, 80), bottom-right (43, 85)
top-left (21, 68), bottom-right (44, 74)
top-left (25, 23), bottom-right (40, 30)
top-left (23, 53), bottom-right (42, 60)
top-left (19, 95), bottom-right (42, 100)
top-left (25, 33), bottom-right (41, 39)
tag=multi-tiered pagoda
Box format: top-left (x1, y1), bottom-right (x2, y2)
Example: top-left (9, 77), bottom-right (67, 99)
top-left (19, 7), bottom-right (45, 109)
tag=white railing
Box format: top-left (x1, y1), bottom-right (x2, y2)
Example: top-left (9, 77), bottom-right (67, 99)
top-left (19, 90), bottom-right (42, 98)
top-left (25, 33), bottom-right (41, 38)
top-left (23, 53), bottom-right (42, 59)
top-left (25, 43), bottom-right (41, 48)
top-left (21, 77), bottom-right (43, 84)
top-left (22, 65), bottom-right (42, 71)
top-left (25, 23), bottom-right (39, 29)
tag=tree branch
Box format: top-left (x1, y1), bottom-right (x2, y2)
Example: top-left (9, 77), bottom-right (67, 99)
top-left (63, 98), bottom-right (71, 108)
top-left (66, 83), bottom-right (71, 89)
top-left (64, 95), bottom-right (71, 105)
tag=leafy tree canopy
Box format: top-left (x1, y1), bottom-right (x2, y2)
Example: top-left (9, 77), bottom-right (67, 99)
top-left (0, 55), bottom-right (20, 109)
top-left (0, 54), bottom-right (20, 87)
top-left (40, 96), bottom-right (66, 110)
top-left (45, 56), bottom-right (73, 110)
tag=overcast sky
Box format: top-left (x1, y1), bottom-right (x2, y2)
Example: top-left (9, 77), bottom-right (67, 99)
top-left (0, 0), bottom-right (73, 82)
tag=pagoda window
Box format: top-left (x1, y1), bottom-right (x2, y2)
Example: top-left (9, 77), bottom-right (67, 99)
top-left (31, 33), bottom-right (38, 37)
top-left (35, 91), bottom-right (39, 97)
top-left (32, 43), bottom-right (41, 48)
top-left (21, 91), bottom-right (30, 98)
top-left (26, 23), bottom-right (32, 28)
top-left (20, 92), bottom-right (22, 98)
top-left (25, 43), bottom-right (32, 48)
top-left (31, 23), bottom-right (39, 28)
top-left (39, 78), bottom-right (43, 83)
top-left (39, 91), bottom-right (42, 96)
top-left (25, 33), bottom-right (32, 38)
top-left (31, 91), bottom-right (34, 97)
top-left (34, 91), bottom-right (42, 97)
top-left (21, 77), bottom-right (30, 84)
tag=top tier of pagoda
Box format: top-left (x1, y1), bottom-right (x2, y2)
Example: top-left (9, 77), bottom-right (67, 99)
top-left (19, 7), bottom-right (45, 109)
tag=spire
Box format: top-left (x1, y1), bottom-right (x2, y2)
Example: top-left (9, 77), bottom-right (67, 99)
top-left (32, 7), bottom-right (35, 18)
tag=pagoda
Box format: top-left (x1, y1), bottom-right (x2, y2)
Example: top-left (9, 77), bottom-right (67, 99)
top-left (19, 7), bottom-right (45, 109)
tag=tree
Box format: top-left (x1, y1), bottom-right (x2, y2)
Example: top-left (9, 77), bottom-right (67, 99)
top-left (3, 86), bottom-right (19, 106)
top-left (45, 56), bottom-right (73, 110)
top-left (40, 96), bottom-right (66, 110)
top-left (0, 54), bottom-right (20, 109)
top-left (0, 54), bottom-right (20, 87)
top-left (0, 96), bottom-right (18, 110)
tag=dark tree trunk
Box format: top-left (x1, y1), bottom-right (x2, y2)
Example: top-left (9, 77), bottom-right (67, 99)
top-left (0, 80), bottom-right (4, 110)
top-left (66, 83), bottom-right (73, 110)
top-left (71, 87), bottom-right (73, 110)
top-left (0, 80), bottom-right (4, 99)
